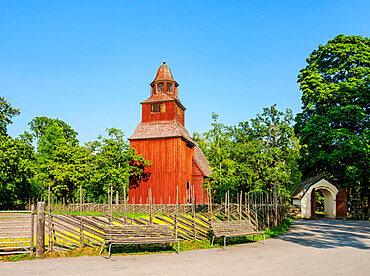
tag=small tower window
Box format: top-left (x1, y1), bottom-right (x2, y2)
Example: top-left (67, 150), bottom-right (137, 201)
top-left (151, 85), bottom-right (155, 96)
top-left (157, 83), bottom-right (164, 93)
top-left (177, 106), bottom-right (183, 117)
top-left (151, 103), bottom-right (166, 113)
top-left (167, 83), bottom-right (173, 94)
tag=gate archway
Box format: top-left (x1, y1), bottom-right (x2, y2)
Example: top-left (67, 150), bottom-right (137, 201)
top-left (291, 174), bottom-right (347, 219)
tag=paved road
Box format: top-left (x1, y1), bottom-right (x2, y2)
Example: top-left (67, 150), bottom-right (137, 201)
top-left (1, 219), bottom-right (369, 275)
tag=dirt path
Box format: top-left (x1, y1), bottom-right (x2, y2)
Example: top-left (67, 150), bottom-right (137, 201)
top-left (1, 219), bottom-right (369, 275)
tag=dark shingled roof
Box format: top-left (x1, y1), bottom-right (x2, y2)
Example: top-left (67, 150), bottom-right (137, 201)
top-left (290, 174), bottom-right (341, 199)
top-left (128, 120), bottom-right (196, 146)
top-left (194, 145), bottom-right (212, 177)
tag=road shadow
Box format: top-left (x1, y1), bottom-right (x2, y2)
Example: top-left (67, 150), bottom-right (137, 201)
top-left (277, 219), bottom-right (370, 250)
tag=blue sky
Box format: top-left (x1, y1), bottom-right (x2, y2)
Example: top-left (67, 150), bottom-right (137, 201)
top-left (1, 1), bottom-right (369, 144)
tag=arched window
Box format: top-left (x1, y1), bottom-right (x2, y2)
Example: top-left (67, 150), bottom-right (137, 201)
top-left (157, 83), bottom-right (164, 93)
top-left (167, 83), bottom-right (173, 94)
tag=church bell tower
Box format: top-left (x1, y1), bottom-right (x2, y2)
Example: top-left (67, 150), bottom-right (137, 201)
top-left (128, 62), bottom-right (211, 204)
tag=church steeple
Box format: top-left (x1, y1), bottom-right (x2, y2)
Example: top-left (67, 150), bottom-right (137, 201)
top-left (136, 62), bottom-right (185, 126)
top-left (150, 61), bottom-right (179, 98)
top-left (128, 62), bottom-right (211, 205)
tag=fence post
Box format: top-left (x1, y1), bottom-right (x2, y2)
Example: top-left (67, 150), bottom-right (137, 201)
top-left (124, 185), bottom-right (127, 224)
top-left (239, 192), bottom-right (242, 221)
top-left (210, 189), bottom-right (213, 223)
top-left (111, 186), bottom-right (113, 223)
top-left (149, 188), bottom-right (153, 225)
top-left (193, 193), bottom-right (196, 240)
top-left (48, 183), bottom-right (52, 252)
top-left (36, 202), bottom-right (45, 258)
top-left (175, 186), bottom-right (178, 239)
top-left (275, 193), bottom-right (278, 227)
top-left (80, 184), bottom-right (84, 248)
top-left (30, 205), bottom-right (35, 255)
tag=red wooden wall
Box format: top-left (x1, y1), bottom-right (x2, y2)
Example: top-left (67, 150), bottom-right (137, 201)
top-left (142, 101), bottom-right (185, 126)
top-left (192, 159), bottom-right (207, 204)
top-left (129, 137), bottom-right (193, 204)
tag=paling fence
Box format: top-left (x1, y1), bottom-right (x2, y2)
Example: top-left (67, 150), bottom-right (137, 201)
top-left (43, 190), bottom-right (286, 252)
top-left (1, 190), bottom-right (287, 255)
top-left (0, 210), bottom-right (34, 255)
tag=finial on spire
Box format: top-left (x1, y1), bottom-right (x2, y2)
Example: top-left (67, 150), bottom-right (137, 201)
top-left (163, 60), bottom-right (166, 64)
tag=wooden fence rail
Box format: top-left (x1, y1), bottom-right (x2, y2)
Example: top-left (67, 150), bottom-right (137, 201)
top-left (0, 210), bottom-right (34, 255)
top-left (11, 191), bottom-right (287, 254)
top-left (44, 196), bottom-right (286, 252)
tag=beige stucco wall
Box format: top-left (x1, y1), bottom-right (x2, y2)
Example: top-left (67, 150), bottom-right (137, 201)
top-left (300, 179), bottom-right (339, 218)
top-left (293, 199), bottom-right (301, 206)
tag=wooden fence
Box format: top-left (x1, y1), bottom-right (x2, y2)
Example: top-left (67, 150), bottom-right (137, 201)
top-left (43, 191), bottom-right (286, 252)
top-left (0, 209), bottom-right (34, 255)
top-left (5, 189), bottom-right (287, 255)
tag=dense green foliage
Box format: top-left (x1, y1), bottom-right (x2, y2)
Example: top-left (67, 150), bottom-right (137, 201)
top-left (85, 128), bottom-right (151, 199)
top-left (0, 97), bottom-right (20, 136)
top-left (0, 98), bottom-right (35, 208)
top-left (0, 135), bottom-right (36, 209)
top-left (194, 105), bottom-right (301, 202)
top-left (34, 121), bottom-right (94, 198)
top-left (295, 35), bottom-right (370, 201)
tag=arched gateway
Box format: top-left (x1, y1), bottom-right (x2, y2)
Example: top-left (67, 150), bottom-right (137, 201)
top-left (291, 174), bottom-right (347, 219)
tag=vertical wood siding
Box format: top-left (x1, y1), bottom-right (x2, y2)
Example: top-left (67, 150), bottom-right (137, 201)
top-left (130, 138), bottom-right (194, 204)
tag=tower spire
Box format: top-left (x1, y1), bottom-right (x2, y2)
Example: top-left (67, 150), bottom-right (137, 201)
top-left (150, 61), bottom-right (179, 98)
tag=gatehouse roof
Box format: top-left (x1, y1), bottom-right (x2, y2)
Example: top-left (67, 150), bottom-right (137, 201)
top-left (290, 174), bottom-right (341, 199)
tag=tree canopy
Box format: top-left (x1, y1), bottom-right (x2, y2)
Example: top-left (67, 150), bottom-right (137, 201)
top-left (0, 98), bottom-right (36, 208)
top-left (194, 105), bottom-right (300, 202)
top-left (295, 34), bottom-right (370, 200)
top-left (0, 97), bottom-right (20, 136)
top-left (86, 128), bottom-right (151, 200)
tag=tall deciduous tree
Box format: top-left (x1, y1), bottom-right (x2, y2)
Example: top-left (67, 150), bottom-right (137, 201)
top-left (0, 136), bottom-right (36, 209)
top-left (86, 128), bottom-right (151, 200)
top-left (34, 122), bottom-right (93, 198)
top-left (194, 106), bottom-right (300, 201)
top-left (193, 113), bottom-right (237, 201)
top-left (234, 105), bottom-right (300, 195)
top-left (295, 35), bottom-right (370, 208)
top-left (0, 97), bottom-right (20, 136)
top-left (0, 97), bottom-right (35, 209)
top-left (28, 116), bottom-right (78, 146)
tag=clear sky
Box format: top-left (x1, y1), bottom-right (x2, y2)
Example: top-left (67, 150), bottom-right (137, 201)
top-left (1, 1), bottom-right (369, 144)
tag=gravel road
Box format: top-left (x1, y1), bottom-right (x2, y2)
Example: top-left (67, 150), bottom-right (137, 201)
top-left (1, 219), bottom-right (369, 276)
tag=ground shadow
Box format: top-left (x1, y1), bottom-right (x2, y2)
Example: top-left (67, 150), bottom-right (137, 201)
top-left (101, 243), bottom-right (177, 257)
top-left (278, 219), bottom-right (370, 250)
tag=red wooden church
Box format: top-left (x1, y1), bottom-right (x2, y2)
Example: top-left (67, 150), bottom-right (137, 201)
top-left (128, 62), bottom-right (212, 204)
